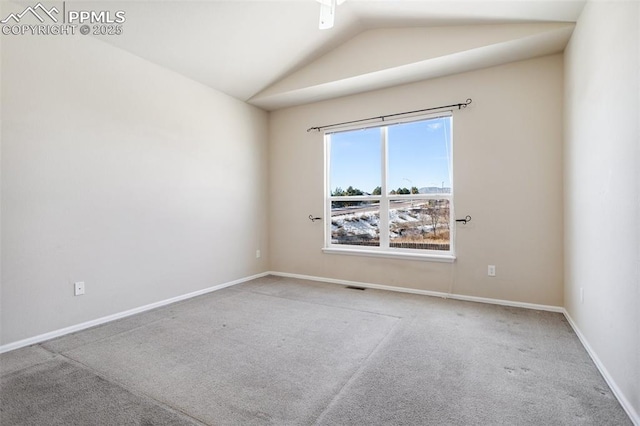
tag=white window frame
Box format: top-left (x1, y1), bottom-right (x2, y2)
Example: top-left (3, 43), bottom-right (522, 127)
top-left (322, 113), bottom-right (455, 263)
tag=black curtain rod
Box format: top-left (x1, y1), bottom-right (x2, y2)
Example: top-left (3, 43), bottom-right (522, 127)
top-left (306, 98), bottom-right (472, 133)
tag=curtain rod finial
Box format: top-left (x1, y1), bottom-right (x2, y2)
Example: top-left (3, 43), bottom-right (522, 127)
top-left (459, 98), bottom-right (472, 109)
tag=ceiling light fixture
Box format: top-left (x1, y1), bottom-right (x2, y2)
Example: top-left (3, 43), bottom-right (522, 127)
top-left (317, 0), bottom-right (345, 30)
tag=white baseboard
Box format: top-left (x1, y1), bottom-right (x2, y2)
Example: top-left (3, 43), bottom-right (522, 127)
top-left (4, 270), bottom-right (635, 425)
top-left (0, 272), bottom-right (269, 354)
top-left (563, 310), bottom-right (640, 426)
top-left (268, 271), bottom-right (564, 313)
top-left (0, 270), bottom-right (561, 355)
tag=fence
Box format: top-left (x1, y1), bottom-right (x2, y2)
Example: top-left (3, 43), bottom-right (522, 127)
top-left (332, 240), bottom-right (450, 251)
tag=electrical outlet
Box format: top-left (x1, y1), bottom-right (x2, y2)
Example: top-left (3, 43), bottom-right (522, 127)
top-left (256, 249), bottom-right (261, 259)
top-left (488, 265), bottom-right (496, 277)
top-left (74, 281), bottom-right (85, 296)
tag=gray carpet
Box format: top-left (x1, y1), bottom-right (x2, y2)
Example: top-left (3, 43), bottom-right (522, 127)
top-left (1, 357), bottom-right (198, 425)
top-left (0, 275), bottom-right (632, 425)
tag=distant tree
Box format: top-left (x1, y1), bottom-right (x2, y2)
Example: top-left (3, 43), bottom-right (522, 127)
top-left (345, 186), bottom-right (364, 196)
top-left (441, 202), bottom-right (451, 231)
top-left (389, 189), bottom-right (397, 195)
top-left (397, 187), bottom-right (410, 195)
top-left (411, 186), bottom-right (419, 194)
top-left (332, 187), bottom-right (345, 197)
top-left (424, 200), bottom-right (441, 237)
top-left (372, 186), bottom-right (382, 195)
top-left (332, 185), bottom-right (366, 207)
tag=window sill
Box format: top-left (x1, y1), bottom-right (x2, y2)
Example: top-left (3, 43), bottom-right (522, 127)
top-left (322, 247), bottom-right (456, 263)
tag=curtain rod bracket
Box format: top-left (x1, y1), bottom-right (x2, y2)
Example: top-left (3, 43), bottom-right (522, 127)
top-left (455, 215), bottom-right (472, 224)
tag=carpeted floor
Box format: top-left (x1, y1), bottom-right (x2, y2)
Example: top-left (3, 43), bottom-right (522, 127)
top-left (0, 275), bottom-right (632, 425)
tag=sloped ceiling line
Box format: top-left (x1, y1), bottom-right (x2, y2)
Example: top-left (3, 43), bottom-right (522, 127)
top-left (249, 23), bottom-right (575, 110)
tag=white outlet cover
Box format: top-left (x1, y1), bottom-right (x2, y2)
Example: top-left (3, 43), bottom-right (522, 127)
top-left (74, 281), bottom-right (85, 296)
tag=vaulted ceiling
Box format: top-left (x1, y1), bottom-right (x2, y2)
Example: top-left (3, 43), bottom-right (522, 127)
top-left (90, 0), bottom-right (586, 110)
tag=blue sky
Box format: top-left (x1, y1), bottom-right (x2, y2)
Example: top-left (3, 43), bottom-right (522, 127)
top-left (329, 117), bottom-right (452, 194)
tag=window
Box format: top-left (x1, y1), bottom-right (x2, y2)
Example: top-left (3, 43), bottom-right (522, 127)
top-left (324, 114), bottom-right (454, 261)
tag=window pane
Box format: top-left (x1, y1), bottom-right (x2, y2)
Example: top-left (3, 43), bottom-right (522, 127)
top-left (330, 128), bottom-right (381, 196)
top-left (389, 199), bottom-right (450, 251)
top-left (387, 117), bottom-right (452, 195)
top-left (331, 201), bottom-right (380, 247)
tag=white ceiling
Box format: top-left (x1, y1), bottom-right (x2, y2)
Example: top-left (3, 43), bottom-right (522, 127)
top-left (88, 0), bottom-right (586, 110)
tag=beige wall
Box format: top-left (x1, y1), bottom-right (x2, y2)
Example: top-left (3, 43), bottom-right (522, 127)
top-left (1, 33), bottom-right (269, 345)
top-left (564, 0), bottom-right (640, 420)
top-left (269, 54), bottom-right (564, 307)
top-left (1, 6), bottom-right (637, 420)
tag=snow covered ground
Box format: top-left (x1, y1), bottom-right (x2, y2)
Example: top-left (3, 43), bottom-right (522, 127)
top-left (331, 211), bottom-right (380, 240)
top-left (331, 203), bottom-right (444, 243)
